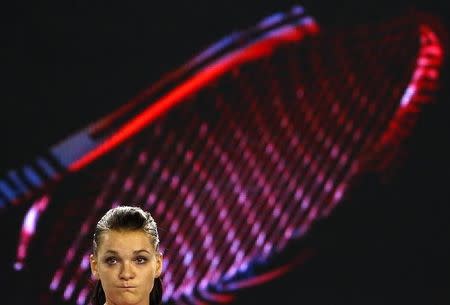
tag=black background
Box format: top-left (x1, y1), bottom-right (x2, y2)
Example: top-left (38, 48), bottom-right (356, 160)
top-left (2, 0), bottom-right (448, 174)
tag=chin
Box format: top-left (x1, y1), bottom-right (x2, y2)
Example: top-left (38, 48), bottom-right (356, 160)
top-left (114, 294), bottom-right (142, 305)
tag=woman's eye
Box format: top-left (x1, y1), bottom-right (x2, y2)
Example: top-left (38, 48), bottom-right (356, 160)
top-left (135, 256), bottom-right (148, 264)
top-left (105, 257), bottom-right (117, 265)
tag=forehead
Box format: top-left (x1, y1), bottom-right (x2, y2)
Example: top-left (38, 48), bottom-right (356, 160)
top-left (98, 230), bottom-right (153, 253)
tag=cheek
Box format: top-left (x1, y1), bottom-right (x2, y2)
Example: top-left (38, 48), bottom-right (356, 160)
top-left (97, 267), bottom-right (117, 287)
top-left (142, 266), bottom-right (158, 291)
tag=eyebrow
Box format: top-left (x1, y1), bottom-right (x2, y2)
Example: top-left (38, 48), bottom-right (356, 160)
top-left (103, 249), bottom-right (152, 255)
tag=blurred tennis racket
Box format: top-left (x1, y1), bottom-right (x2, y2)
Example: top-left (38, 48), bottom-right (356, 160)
top-left (0, 5), bottom-right (446, 305)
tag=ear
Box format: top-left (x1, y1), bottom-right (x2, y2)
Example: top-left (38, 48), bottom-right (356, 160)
top-left (90, 254), bottom-right (99, 279)
top-left (155, 253), bottom-right (163, 278)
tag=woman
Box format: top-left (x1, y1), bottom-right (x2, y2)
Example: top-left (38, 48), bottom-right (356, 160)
top-left (90, 205), bottom-right (163, 305)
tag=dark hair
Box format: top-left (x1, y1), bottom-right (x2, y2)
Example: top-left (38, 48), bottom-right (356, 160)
top-left (90, 206), bottom-right (163, 305)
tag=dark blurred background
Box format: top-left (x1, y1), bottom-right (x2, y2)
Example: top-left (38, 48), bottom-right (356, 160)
top-left (2, 0), bottom-right (449, 174)
top-left (2, 0), bottom-right (450, 304)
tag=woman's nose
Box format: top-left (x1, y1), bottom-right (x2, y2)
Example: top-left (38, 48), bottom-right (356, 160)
top-left (119, 261), bottom-right (135, 280)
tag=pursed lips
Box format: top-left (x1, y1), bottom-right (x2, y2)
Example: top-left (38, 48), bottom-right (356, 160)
top-left (117, 285), bottom-right (137, 288)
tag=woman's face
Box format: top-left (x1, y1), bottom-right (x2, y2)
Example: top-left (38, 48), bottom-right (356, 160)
top-left (90, 230), bottom-right (162, 305)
